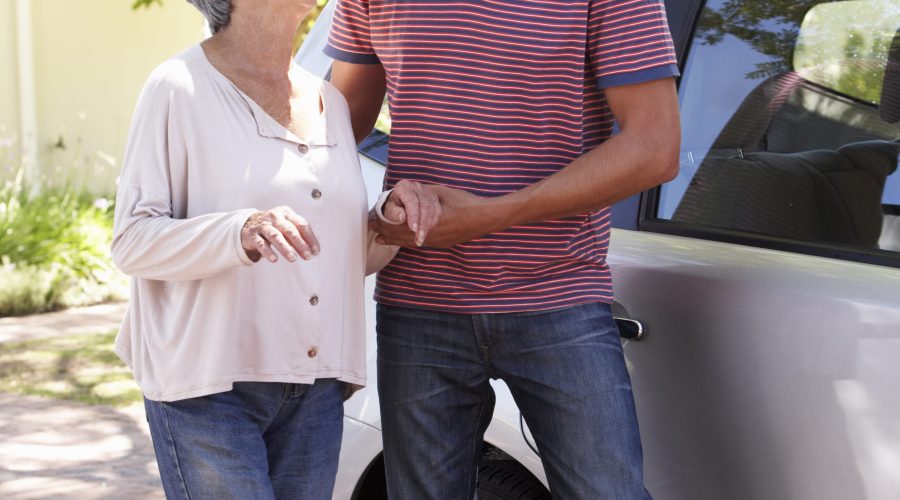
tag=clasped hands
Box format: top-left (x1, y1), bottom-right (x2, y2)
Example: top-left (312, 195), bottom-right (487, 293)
top-left (241, 181), bottom-right (495, 263)
top-left (371, 180), bottom-right (496, 249)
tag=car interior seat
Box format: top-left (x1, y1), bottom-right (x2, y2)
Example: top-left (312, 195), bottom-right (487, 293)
top-left (702, 72), bottom-right (805, 156)
top-left (672, 141), bottom-right (898, 246)
top-left (672, 21), bottom-right (900, 248)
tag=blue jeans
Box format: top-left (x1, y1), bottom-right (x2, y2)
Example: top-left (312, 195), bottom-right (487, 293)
top-left (376, 302), bottom-right (650, 500)
top-left (144, 379), bottom-right (344, 500)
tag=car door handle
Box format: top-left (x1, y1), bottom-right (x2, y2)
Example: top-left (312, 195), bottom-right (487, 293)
top-left (614, 317), bottom-right (645, 341)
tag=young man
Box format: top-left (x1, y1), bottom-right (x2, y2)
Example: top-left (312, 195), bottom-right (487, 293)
top-left (327, 1), bottom-right (680, 498)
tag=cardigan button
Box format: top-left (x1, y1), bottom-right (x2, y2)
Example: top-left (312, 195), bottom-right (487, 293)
top-left (307, 347), bottom-right (318, 358)
top-left (311, 188), bottom-right (322, 200)
top-left (309, 295), bottom-right (319, 306)
top-left (297, 143), bottom-right (309, 154)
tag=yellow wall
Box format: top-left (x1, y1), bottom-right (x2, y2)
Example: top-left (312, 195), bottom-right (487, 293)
top-left (0, 0), bottom-right (21, 151)
top-left (12, 0), bottom-right (203, 193)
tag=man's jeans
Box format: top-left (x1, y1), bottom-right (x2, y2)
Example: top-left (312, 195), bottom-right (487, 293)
top-left (377, 302), bottom-right (651, 500)
top-left (144, 379), bottom-right (344, 500)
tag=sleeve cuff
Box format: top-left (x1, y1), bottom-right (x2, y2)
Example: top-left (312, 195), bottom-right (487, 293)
top-left (324, 44), bottom-right (381, 65)
top-left (374, 189), bottom-right (404, 225)
top-left (596, 64), bottom-right (680, 90)
top-left (234, 209), bottom-right (259, 266)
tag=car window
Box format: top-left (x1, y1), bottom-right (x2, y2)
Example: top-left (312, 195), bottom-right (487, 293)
top-left (375, 98), bottom-right (391, 135)
top-left (358, 100), bottom-right (391, 165)
top-left (657, 0), bottom-right (900, 256)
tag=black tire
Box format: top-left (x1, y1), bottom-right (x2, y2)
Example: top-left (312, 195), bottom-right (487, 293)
top-left (477, 461), bottom-right (551, 500)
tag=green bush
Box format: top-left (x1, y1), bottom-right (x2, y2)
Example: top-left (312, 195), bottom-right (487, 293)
top-left (0, 265), bottom-right (60, 317)
top-left (0, 167), bottom-right (126, 317)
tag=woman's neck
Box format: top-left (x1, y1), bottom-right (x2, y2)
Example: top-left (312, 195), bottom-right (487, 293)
top-left (202, 3), bottom-right (307, 81)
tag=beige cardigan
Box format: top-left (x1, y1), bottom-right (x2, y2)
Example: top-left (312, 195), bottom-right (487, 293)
top-left (112, 45), bottom-right (394, 401)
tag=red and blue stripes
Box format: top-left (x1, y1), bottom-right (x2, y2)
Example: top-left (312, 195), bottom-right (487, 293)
top-left (328, 0), bottom-right (678, 313)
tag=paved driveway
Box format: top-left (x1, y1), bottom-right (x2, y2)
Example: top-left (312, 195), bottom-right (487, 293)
top-left (0, 303), bottom-right (164, 499)
top-left (0, 393), bottom-right (163, 499)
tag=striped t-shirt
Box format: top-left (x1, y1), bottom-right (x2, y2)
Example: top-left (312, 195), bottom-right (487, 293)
top-left (327, 0), bottom-right (679, 313)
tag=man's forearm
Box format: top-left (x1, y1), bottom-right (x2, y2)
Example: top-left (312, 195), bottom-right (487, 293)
top-left (330, 61), bottom-right (387, 144)
top-left (486, 78), bottom-right (680, 230)
top-left (373, 121), bottom-right (679, 249)
top-left (496, 125), bottom-right (679, 228)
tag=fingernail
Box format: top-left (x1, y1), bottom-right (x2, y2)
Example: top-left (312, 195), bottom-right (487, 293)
top-left (287, 252), bottom-right (298, 262)
top-left (312, 246), bottom-right (320, 255)
top-left (411, 222), bottom-right (418, 232)
top-left (417, 231), bottom-right (425, 246)
top-left (268, 254), bottom-right (277, 263)
top-left (302, 251), bottom-right (312, 260)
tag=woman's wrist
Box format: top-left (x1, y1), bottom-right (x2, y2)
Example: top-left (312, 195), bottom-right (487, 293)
top-left (374, 189), bottom-right (403, 225)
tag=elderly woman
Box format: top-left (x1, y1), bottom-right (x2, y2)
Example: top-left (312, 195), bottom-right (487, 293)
top-left (111, 0), bottom-right (437, 498)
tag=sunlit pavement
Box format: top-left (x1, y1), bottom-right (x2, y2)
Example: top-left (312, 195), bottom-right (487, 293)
top-left (0, 303), bottom-right (128, 344)
top-left (0, 303), bottom-right (163, 499)
top-left (0, 393), bottom-right (162, 499)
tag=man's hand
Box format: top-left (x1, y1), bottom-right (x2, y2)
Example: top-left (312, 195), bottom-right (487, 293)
top-left (241, 207), bottom-right (319, 263)
top-left (378, 180), bottom-right (442, 246)
top-left (373, 185), bottom-right (504, 248)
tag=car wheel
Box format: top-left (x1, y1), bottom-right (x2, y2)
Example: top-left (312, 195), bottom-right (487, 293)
top-left (476, 461), bottom-right (550, 500)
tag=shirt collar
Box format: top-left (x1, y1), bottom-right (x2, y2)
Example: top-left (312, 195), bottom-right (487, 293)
top-left (195, 44), bottom-right (336, 148)
top-left (234, 82), bottom-right (335, 148)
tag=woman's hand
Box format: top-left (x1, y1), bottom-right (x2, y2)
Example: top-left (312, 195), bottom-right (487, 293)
top-left (241, 207), bottom-right (320, 263)
top-left (372, 185), bottom-right (502, 248)
top-left (378, 180), bottom-right (443, 246)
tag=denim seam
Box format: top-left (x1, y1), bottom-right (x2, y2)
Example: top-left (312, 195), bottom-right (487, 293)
top-left (464, 400), bottom-right (488, 499)
top-left (286, 383), bottom-right (309, 399)
top-left (471, 314), bottom-right (498, 378)
top-left (272, 385), bottom-right (291, 422)
top-left (159, 402), bottom-right (193, 500)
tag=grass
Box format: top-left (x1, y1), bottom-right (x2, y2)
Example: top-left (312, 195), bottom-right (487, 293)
top-left (0, 267), bottom-right (60, 317)
top-left (0, 330), bottom-right (141, 407)
top-left (0, 166), bottom-right (127, 317)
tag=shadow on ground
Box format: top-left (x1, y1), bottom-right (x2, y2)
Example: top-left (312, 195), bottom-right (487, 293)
top-left (0, 392), bottom-right (163, 499)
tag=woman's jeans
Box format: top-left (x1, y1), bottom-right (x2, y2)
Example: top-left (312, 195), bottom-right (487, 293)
top-left (376, 302), bottom-right (651, 500)
top-left (144, 379), bottom-right (344, 500)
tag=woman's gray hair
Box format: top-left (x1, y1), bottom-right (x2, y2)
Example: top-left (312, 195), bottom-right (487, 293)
top-left (186, 0), bottom-right (232, 34)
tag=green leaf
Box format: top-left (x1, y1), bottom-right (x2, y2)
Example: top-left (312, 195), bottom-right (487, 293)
top-left (132, 0), bottom-right (163, 10)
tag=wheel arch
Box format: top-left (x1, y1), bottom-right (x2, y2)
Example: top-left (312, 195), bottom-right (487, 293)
top-left (349, 441), bottom-right (548, 500)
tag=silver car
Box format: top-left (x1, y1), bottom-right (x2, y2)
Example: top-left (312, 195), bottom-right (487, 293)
top-left (297, 0), bottom-right (900, 498)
